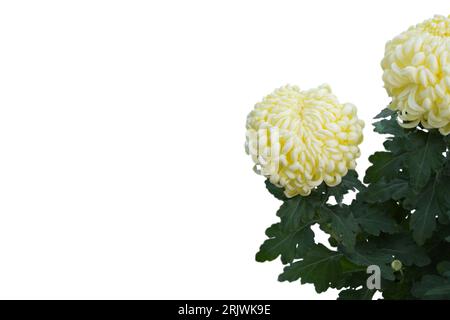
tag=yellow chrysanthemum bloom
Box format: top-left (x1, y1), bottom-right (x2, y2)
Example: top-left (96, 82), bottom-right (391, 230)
top-left (381, 14), bottom-right (450, 135)
top-left (245, 85), bottom-right (364, 198)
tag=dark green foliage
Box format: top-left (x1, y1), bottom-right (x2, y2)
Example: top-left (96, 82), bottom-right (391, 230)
top-left (265, 180), bottom-right (288, 201)
top-left (255, 108), bottom-right (450, 299)
top-left (342, 242), bottom-right (395, 280)
top-left (338, 287), bottom-right (375, 300)
top-left (351, 201), bottom-right (398, 236)
top-left (374, 108), bottom-right (396, 119)
top-left (365, 152), bottom-right (405, 183)
top-left (361, 178), bottom-right (408, 203)
top-left (373, 112), bottom-right (407, 137)
top-left (406, 131), bottom-right (446, 190)
top-left (329, 207), bottom-right (359, 251)
top-left (413, 275), bottom-right (450, 299)
top-left (373, 233), bottom-right (430, 267)
top-left (410, 176), bottom-right (446, 244)
top-left (327, 170), bottom-right (364, 204)
top-left (276, 197), bottom-right (314, 231)
top-left (382, 280), bottom-right (415, 300)
top-left (255, 223), bottom-right (315, 264)
top-left (437, 261), bottom-right (450, 277)
top-left (278, 244), bottom-right (344, 293)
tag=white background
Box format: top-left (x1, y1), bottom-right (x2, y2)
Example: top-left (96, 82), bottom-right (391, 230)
top-left (0, 0), bottom-right (448, 299)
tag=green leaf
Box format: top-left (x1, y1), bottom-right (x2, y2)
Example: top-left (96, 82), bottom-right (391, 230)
top-left (443, 159), bottom-right (450, 176)
top-left (438, 178), bottom-right (450, 219)
top-left (338, 288), bottom-right (375, 300)
top-left (382, 280), bottom-right (414, 300)
top-left (365, 152), bottom-right (404, 183)
top-left (375, 233), bottom-right (430, 267)
top-left (437, 261), bottom-right (450, 277)
top-left (410, 176), bottom-right (440, 245)
top-left (436, 225), bottom-right (450, 242)
top-left (402, 189), bottom-right (421, 210)
top-left (408, 174), bottom-right (450, 244)
top-left (276, 197), bottom-right (316, 231)
top-left (265, 180), bottom-right (288, 201)
top-left (444, 134), bottom-right (450, 147)
top-left (351, 202), bottom-right (398, 236)
top-left (413, 275), bottom-right (450, 299)
top-left (383, 137), bottom-right (410, 155)
top-left (343, 243), bottom-right (395, 280)
top-left (326, 170), bottom-right (364, 204)
top-left (278, 244), bottom-right (343, 293)
top-left (426, 285), bottom-right (450, 297)
top-left (362, 178), bottom-right (409, 204)
top-left (256, 223), bottom-right (315, 264)
top-left (329, 207), bottom-right (359, 251)
top-left (366, 131), bottom-right (445, 188)
top-left (407, 132), bottom-right (446, 190)
top-left (374, 108), bottom-right (396, 119)
top-left (340, 265), bottom-right (370, 290)
top-left (373, 116), bottom-right (407, 137)
top-left (339, 256), bottom-right (367, 274)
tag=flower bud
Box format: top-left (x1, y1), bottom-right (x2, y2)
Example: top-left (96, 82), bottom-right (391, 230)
top-left (391, 259), bottom-right (403, 272)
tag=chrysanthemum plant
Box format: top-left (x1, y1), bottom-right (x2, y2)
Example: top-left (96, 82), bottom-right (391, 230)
top-left (246, 15), bottom-right (450, 300)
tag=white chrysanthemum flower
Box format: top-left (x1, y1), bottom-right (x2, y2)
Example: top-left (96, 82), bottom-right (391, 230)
top-left (245, 85), bottom-right (364, 198)
top-left (381, 14), bottom-right (450, 135)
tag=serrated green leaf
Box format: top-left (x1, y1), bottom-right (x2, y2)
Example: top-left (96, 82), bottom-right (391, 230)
top-left (413, 275), bottom-right (450, 299)
top-left (338, 287), bottom-right (375, 300)
top-left (343, 243), bottom-right (395, 280)
top-left (373, 117), bottom-right (407, 137)
top-left (410, 177), bottom-right (440, 245)
top-left (401, 189), bottom-right (421, 211)
top-left (329, 207), bottom-right (359, 251)
top-left (362, 178), bottom-right (409, 204)
top-left (383, 137), bottom-right (410, 155)
top-left (265, 180), bottom-right (288, 201)
top-left (255, 223), bottom-right (315, 264)
top-left (276, 197), bottom-right (316, 231)
top-left (408, 174), bottom-right (450, 244)
top-left (407, 132), bottom-right (446, 190)
top-left (278, 244), bottom-right (343, 293)
top-left (326, 170), bottom-right (364, 204)
top-left (375, 233), bottom-right (430, 267)
top-left (374, 108), bottom-right (396, 119)
top-left (365, 152), bottom-right (404, 183)
top-left (351, 202), bottom-right (398, 236)
top-left (340, 257), bottom-right (367, 274)
top-left (333, 257), bottom-right (368, 291)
